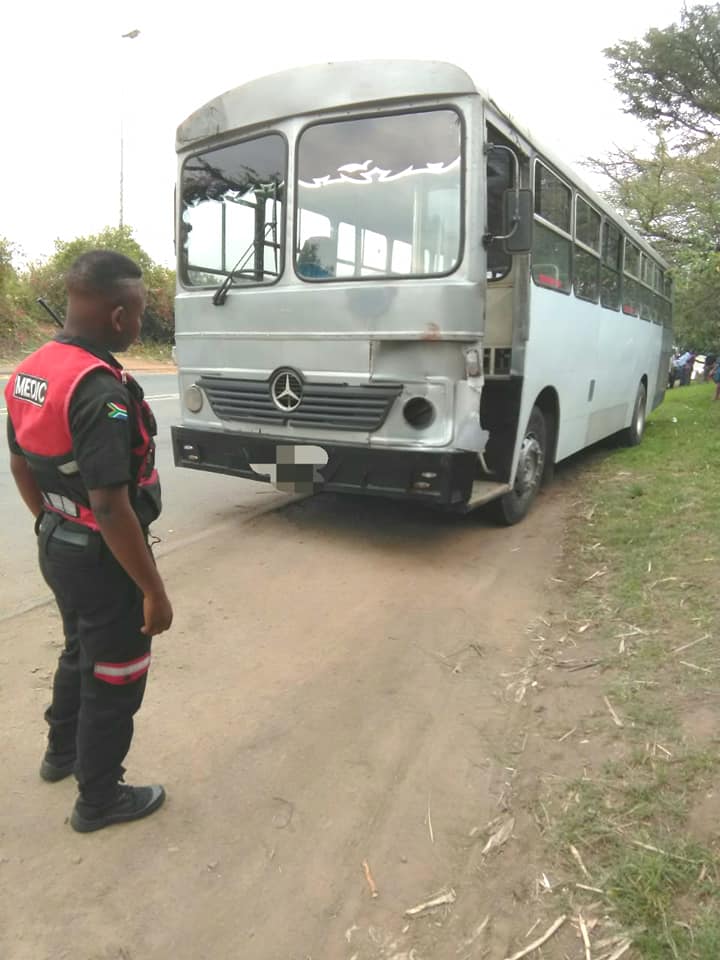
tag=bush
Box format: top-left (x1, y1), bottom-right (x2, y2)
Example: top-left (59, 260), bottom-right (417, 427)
top-left (22, 225), bottom-right (176, 343)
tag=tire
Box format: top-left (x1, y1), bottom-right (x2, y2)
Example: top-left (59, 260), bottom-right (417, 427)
top-left (492, 406), bottom-right (547, 526)
top-left (619, 381), bottom-right (647, 447)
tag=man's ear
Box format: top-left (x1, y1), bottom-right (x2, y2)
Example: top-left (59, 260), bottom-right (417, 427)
top-left (110, 304), bottom-right (125, 332)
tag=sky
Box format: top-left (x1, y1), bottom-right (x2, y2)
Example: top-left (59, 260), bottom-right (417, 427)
top-left (1, 0), bottom-right (689, 269)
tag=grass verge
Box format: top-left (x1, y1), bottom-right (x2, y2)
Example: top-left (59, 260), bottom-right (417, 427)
top-left (543, 383), bottom-right (720, 958)
top-left (0, 327), bottom-right (173, 371)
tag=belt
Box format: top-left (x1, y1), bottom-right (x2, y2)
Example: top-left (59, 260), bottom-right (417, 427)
top-left (39, 512), bottom-right (93, 547)
top-left (49, 525), bottom-right (91, 547)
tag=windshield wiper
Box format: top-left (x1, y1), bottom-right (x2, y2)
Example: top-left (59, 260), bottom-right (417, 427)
top-left (212, 231), bottom-right (275, 306)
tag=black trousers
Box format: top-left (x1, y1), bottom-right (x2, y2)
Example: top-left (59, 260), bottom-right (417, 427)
top-left (38, 513), bottom-right (151, 805)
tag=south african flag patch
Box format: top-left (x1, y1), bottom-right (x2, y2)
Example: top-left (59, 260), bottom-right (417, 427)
top-left (107, 401), bottom-right (129, 420)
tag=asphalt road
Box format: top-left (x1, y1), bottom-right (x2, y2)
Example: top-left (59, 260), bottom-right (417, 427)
top-left (1, 372), bottom-right (286, 618)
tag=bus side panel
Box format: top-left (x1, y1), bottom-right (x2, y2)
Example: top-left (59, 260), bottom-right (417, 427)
top-left (518, 286), bottom-right (600, 467)
top-left (591, 305), bottom-right (663, 441)
top-left (509, 286), bottom-right (665, 481)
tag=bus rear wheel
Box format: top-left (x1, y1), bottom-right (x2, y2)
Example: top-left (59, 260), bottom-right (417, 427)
top-left (492, 405), bottom-right (547, 526)
top-left (619, 381), bottom-right (647, 447)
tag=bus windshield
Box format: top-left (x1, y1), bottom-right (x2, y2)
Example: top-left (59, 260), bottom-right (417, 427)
top-left (296, 109), bottom-right (462, 281)
top-left (180, 133), bottom-right (286, 287)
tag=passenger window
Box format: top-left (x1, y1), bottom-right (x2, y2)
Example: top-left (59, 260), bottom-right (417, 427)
top-left (534, 162), bottom-right (571, 232)
top-left (623, 276), bottom-right (641, 316)
top-left (531, 161), bottom-right (572, 294)
top-left (624, 242), bottom-right (640, 278)
top-left (532, 222), bottom-right (571, 293)
top-left (574, 247), bottom-right (600, 302)
top-left (600, 222), bottom-right (621, 311)
top-left (575, 197), bottom-right (601, 251)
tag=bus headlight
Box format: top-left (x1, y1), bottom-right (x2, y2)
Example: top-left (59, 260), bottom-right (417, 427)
top-left (185, 384), bottom-right (204, 413)
top-left (403, 396), bottom-right (435, 429)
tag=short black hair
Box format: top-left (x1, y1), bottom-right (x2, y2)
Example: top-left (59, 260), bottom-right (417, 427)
top-left (65, 250), bottom-right (143, 298)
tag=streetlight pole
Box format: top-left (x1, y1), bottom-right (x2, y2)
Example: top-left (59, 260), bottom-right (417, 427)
top-left (120, 116), bottom-right (124, 228)
top-left (120, 29), bottom-right (140, 228)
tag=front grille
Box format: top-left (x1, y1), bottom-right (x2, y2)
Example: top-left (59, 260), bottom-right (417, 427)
top-left (199, 376), bottom-right (402, 432)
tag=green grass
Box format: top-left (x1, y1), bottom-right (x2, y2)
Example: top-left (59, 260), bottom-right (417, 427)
top-left (0, 319), bottom-right (56, 367)
top-left (550, 382), bottom-right (720, 958)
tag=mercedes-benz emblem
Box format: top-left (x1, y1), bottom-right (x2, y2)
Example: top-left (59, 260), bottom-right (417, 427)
top-left (270, 370), bottom-right (303, 412)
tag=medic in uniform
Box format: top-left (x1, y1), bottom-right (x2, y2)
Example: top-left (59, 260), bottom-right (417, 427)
top-left (5, 250), bottom-right (173, 833)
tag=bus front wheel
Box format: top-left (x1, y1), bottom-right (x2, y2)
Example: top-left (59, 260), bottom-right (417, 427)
top-left (619, 381), bottom-right (647, 447)
top-left (492, 405), bottom-right (547, 526)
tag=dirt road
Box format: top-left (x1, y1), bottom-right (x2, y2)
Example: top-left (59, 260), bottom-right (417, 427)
top-left (0, 489), bottom-right (568, 960)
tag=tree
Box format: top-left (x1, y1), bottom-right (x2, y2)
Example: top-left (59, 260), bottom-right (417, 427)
top-left (24, 225), bottom-right (175, 343)
top-left (598, 6), bottom-right (720, 348)
top-left (588, 138), bottom-right (720, 253)
top-left (605, 4), bottom-right (720, 146)
top-left (672, 249), bottom-right (720, 349)
top-left (0, 236), bottom-right (17, 294)
top-left (0, 237), bottom-right (31, 355)
top-left (588, 136), bottom-right (720, 349)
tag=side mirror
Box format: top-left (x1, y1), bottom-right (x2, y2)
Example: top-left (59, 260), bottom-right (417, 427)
top-left (502, 188), bottom-right (533, 254)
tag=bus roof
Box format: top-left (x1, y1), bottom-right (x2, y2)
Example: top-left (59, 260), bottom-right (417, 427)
top-left (177, 60), bottom-right (669, 272)
top-left (176, 60), bottom-right (476, 149)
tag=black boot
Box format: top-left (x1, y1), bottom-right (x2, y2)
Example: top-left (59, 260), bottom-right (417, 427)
top-left (40, 748), bottom-right (76, 782)
top-left (70, 784), bottom-right (166, 833)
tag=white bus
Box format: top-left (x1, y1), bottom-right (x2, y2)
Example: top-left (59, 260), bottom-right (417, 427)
top-left (171, 61), bottom-right (672, 524)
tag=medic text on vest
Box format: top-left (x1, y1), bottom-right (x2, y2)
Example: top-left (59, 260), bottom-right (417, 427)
top-left (13, 374), bottom-right (48, 406)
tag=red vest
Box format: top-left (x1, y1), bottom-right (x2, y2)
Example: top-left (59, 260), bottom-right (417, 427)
top-left (5, 340), bottom-right (161, 530)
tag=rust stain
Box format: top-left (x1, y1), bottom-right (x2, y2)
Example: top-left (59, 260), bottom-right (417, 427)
top-left (422, 322), bottom-right (441, 341)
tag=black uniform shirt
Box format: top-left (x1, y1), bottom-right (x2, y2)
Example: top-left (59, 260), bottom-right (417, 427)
top-left (6, 334), bottom-right (136, 490)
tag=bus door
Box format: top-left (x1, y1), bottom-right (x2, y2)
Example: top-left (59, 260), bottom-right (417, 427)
top-left (479, 125), bottom-right (529, 485)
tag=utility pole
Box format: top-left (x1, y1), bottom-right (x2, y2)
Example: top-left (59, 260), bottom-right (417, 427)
top-left (120, 29), bottom-right (141, 228)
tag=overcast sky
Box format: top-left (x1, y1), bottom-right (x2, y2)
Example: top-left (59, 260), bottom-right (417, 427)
top-left (2, 0), bottom-right (688, 268)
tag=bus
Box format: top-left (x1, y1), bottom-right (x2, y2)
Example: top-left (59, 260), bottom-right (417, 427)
top-left (171, 60), bottom-right (673, 524)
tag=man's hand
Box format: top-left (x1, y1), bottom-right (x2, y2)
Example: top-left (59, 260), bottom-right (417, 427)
top-left (142, 590), bottom-right (174, 636)
top-left (89, 485), bottom-right (173, 638)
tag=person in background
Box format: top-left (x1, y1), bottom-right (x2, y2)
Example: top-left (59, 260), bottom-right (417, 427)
top-left (675, 350), bottom-right (693, 386)
top-left (712, 359), bottom-right (720, 400)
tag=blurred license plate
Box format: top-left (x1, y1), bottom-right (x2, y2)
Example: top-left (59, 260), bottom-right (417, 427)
top-left (249, 445), bottom-right (329, 493)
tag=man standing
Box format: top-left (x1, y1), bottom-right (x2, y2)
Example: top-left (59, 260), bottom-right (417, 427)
top-left (5, 250), bottom-right (173, 833)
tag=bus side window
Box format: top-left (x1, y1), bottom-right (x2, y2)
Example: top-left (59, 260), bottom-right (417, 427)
top-left (600, 222), bottom-right (621, 311)
top-left (623, 241), bottom-right (642, 316)
top-left (532, 224), bottom-right (571, 292)
top-left (574, 196), bottom-right (601, 303)
top-left (531, 161), bottom-right (572, 293)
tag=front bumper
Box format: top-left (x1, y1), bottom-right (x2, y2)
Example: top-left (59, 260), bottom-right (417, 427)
top-left (172, 425), bottom-right (476, 506)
